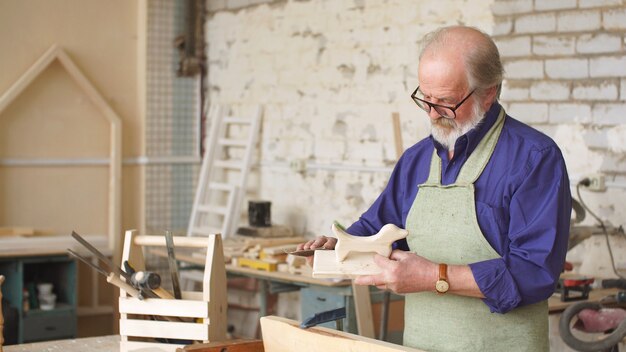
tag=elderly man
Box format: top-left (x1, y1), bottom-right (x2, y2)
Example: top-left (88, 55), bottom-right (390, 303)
top-left (299, 26), bottom-right (571, 351)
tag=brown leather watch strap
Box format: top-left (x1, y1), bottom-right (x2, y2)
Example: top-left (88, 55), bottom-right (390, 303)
top-left (439, 263), bottom-right (448, 281)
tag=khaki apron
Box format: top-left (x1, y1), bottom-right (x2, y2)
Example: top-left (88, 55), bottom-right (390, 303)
top-left (403, 108), bottom-right (548, 352)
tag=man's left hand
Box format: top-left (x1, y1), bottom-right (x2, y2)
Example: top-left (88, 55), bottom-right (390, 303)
top-left (353, 250), bottom-right (438, 294)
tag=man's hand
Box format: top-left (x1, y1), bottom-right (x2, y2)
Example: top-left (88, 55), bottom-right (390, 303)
top-left (296, 236), bottom-right (337, 266)
top-left (353, 250), bottom-right (438, 294)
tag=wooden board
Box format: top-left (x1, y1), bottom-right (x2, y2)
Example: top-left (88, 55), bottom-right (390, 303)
top-left (312, 250), bottom-right (381, 279)
top-left (260, 316), bottom-right (423, 352)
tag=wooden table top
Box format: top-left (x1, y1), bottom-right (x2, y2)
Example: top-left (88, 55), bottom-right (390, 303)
top-left (4, 335), bottom-right (120, 352)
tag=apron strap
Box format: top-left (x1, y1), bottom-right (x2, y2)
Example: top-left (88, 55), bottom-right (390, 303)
top-left (456, 107), bottom-right (506, 185)
top-left (424, 107), bottom-right (506, 186)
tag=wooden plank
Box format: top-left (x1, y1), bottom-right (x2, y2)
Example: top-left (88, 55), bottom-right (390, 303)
top-left (177, 339), bottom-right (264, 352)
top-left (260, 316), bottom-right (423, 352)
top-left (135, 235), bottom-right (218, 248)
top-left (0, 227), bottom-right (34, 237)
top-left (312, 250), bottom-right (381, 279)
top-left (352, 283), bottom-right (375, 338)
top-left (119, 297), bottom-right (210, 318)
top-left (120, 319), bottom-right (209, 340)
top-left (391, 112), bottom-right (403, 160)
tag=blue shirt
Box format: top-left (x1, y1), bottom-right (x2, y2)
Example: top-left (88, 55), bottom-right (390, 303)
top-left (347, 101), bottom-right (571, 314)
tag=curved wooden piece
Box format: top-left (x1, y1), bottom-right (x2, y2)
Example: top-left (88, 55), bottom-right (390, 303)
top-left (333, 223), bottom-right (408, 262)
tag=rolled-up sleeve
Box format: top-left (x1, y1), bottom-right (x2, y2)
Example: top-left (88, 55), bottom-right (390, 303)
top-left (469, 146), bottom-right (571, 313)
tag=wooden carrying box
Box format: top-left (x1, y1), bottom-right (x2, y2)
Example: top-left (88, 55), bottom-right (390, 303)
top-left (118, 230), bottom-right (227, 352)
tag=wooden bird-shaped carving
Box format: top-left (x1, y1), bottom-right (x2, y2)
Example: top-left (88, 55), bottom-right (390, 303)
top-left (333, 223), bottom-right (408, 262)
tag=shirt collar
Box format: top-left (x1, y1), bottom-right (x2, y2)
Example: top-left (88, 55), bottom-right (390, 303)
top-left (431, 101), bottom-right (502, 160)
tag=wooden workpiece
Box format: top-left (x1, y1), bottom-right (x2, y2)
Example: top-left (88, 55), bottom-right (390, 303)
top-left (260, 316), bottom-right (422, 352)
top-left (313, 224), bottom-right (408, 279)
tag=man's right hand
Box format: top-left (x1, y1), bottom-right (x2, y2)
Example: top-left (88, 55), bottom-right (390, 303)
top-left (296, 236), bottom-right (337, 266)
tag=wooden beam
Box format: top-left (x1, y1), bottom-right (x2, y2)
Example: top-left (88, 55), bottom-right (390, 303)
top-left (352, 283), bottom-right (375, 338)
top-left (391, 112), bottom-right (403, 160)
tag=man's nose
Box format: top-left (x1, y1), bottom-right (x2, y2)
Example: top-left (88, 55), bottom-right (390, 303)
top-left (428, 107), bottom-right (441, 120)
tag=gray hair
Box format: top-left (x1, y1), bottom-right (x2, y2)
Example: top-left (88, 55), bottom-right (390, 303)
top-left (419, 26), bottom-right (504, 99)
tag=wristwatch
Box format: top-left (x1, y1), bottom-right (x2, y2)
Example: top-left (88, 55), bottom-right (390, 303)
top-left (435, 263), bottom-right (449, 294)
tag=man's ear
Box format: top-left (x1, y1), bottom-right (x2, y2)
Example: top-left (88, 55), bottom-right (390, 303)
top-left (482, 85), bottom-right (499, 110)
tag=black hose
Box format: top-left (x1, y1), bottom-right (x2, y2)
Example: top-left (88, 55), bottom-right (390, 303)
top-left (559, 302), bottom-right (626, 351)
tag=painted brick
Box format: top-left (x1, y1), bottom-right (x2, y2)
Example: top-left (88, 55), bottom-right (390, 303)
top-left (590, 56), bottom-right (626, 77)
top-left (607, 125), bottom-right (626, 154)
top-left (604, 8), bottom-right (626, 30)
top-left (504, 59), bottom-right (544, 79)
top-left (577, 34), bottom-right (622, 54)
top-left (592, 103), bottom-right (626, 125)
top-left (493, 18), bottom-right (513, 35)
top-left (549, 103), bottom-right (592, 124)
top-left (622, 79), bottom-right (626, 100)
top-left (227, 0), bottom-right (250, 10)
top-left (491, 0), bottom-right (532, 16)
top-left (545, 58), bottom-right (588, 79)
top-left (533, 35), bottom-right (575, 56)
top-left (495, 36), bottom-right (531, 57)
top-left (535, 0), bottom-right (576, 11)
top-left (583, 128), bottom-right (609, 149)
top-left (508, 103), bottom-right (549, 123)
top-left (572, 81), bottom-right (619, 101)
top-left (501, 81), bottom-right (530, 101)
top-left (515, 13), bottom-right (556, 34)
top-left (208, 0), bottom-right (227, 12)
top-left (580, 0), bottom-right (622, 7)
top-left (530, 81), bottom-right (570, 101)
top-left (557, 10), bottom-right (601, 32)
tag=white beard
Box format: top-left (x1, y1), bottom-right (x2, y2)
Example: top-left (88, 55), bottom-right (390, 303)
top-left (430, 101), bottom-right (486, 150)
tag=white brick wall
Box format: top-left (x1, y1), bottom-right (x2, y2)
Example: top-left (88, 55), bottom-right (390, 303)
top-left (590, 56), bottom-right (626, 77)
top-left (534, 0), bottom-right (576, 11)
top-left (580, 0), bottom-right (622, 8)
top-left (557, 10), bottom-right (602, 32)
top-left (603, 8), bottom-right (626, 30)
top-left (576, 33), bottom-right (622, 54)
top-left (572, 81), bottom-right (619, 101)
top-left (549, 103), bottom-right (592, 124)
top-left (533, 35), bottom-right (575, 56)
top-left (491, 0), bottom-right (532, 15)
top-left (593, 103), bottom-right (626, 125)
top-left (515, 13), bottom-right (556, 34)
top-left (504, 59), bottom-right (544, 79)
top-left (508, 102), bottom-right (549, 123)
top-left (545, 58), bottom-right (588, 79)
top-left (495, 36), bottom-right (531, 57)
top-left (530, 81), bottom-right (570, 100)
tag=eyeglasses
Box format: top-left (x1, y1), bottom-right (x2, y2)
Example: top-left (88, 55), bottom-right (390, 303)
top-left (411, 86), bottom-right (475, 119)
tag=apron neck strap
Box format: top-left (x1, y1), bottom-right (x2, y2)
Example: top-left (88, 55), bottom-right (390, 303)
top-left (425, 107), bottom-right (506, 186)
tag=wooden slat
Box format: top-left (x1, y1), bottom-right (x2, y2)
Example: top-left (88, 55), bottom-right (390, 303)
top-left (223, 117), bottom-right (252, 124)
top-left (208, 182), bottom-right (234, 191)
top-left (218, 138), bottom-right (247, 147)
top-left (119, 297), bottom-right (210, 318)
top-left (134, 235), bottom-right (216, 248)
top-left (198, 205), bottom-right (228, 215)
top-left (120, 319), bottom-right (209, 340)
top-left (214, 159), bottom-right (243, 169)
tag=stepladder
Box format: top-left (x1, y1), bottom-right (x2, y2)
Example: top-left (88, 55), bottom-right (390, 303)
top-left (187, 105), bottom-right (262, 239)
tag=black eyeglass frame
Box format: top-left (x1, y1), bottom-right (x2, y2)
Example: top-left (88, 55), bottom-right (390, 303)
top-left (411, 85), bottom-right (475, 119)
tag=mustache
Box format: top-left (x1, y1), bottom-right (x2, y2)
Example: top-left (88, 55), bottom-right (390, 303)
top-left (431, 117), bottom-right (457, 129)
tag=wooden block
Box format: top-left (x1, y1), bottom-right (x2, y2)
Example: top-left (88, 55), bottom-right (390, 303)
top-left (177, 339), bottom-right (264, 352)
top-left (312, 250), bottom-right (381, 279)
top-left (237, 257), bottom-right (277, 272)
top-left (260, 316), bottom-right (422, 352)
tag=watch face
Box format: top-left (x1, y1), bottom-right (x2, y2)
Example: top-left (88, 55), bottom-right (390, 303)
top-left (436, 280), bottom-right (449, 293)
